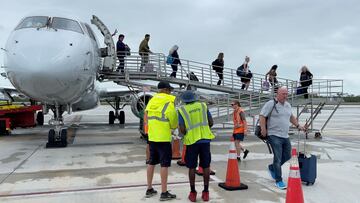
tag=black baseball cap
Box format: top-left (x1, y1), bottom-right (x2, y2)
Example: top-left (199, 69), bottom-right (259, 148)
top-left (157, 81), bottom-right (174, 90)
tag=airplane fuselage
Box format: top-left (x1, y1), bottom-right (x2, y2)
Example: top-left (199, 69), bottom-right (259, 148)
top-left (4, 14), bottom-right (101, 110)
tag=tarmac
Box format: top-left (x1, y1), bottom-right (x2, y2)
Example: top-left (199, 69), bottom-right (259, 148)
top-left (0, 105), bottom-right (359, 203)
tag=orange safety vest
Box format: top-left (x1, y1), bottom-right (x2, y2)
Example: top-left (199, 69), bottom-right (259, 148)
top-left (233, 107), bottom-right (247, 134)
top-left (144, 112), bottom-right (148, 135)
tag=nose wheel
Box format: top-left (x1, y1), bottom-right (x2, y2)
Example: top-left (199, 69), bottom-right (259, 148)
top-left (46, 128), bottom-right (68, 148)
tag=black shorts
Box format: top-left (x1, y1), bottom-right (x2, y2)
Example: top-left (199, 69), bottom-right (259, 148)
top-left (148, 141), bottom-right (172, 167)
top-left (185, 142), bottom-right (211, 169)
top-left (233, 133), bottom-right (245, 141)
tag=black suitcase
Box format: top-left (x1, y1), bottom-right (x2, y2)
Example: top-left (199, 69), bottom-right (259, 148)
top-left (297, 130), bottom-right (317, 185)
top-left (298, 152), bottom-right (317, 185)
top-left (186, 72), bottom-right (199, 81)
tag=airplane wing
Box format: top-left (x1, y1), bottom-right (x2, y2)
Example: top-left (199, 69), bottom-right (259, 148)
top-left (0, 86), bottom-right (27, 101)
top-left (98, 88), bottom-right (138, 99)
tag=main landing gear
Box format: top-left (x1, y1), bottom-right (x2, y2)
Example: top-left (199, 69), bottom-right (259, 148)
top-left (46, 105), bottom-right (68, 148)
top-left (107, 97), bottom-right (125, 125)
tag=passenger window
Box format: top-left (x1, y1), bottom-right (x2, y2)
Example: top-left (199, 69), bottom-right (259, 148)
top-left (15, 16), bottom-right (49, 30)
top-left (52, 17), bottom-right (83, 34)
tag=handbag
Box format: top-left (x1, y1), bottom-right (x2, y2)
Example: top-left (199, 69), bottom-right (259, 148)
top-left (255, 99), bottom-right (278, 140)
top-left (262, 81), bottom-right (270, 91)
top-left (166, 55), bottom-right (174, 65)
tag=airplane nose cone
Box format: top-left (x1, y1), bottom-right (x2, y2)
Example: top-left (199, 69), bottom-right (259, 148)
top-left (4, 30), bottom-right (91, 104)
top-left (7, 38), bottom-right (71, 73)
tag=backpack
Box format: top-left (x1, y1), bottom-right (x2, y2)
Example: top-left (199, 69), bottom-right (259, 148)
top-left (236, 65), bottom-right (246, 77)
top-left (212, 60), bottom-right (219, 71)
top-left (300, 73), bottom-right (312, 86)
top-left (166, 55), bottom-right (174, 65)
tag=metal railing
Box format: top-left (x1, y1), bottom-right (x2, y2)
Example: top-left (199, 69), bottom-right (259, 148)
top-left (100, 52), bottom-right (344, 129)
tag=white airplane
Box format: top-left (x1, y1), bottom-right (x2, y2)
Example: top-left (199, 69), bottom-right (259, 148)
top-left (1, 11), bottom-right (152, 147)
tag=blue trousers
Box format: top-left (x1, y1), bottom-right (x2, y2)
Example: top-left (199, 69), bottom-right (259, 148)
top-left (268, 135), bottom-right (291, 182)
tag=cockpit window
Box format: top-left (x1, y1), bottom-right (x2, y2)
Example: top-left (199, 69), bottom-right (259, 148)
top-left (15, 16), bottom-right (49, 30)
top-left (52, 17), bottom-right (83, 34)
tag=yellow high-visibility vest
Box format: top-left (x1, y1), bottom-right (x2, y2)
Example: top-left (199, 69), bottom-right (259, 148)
top-left (146, 93), bottom-right (178, 142)
top-left (178, 102), bottom-right (215, 145)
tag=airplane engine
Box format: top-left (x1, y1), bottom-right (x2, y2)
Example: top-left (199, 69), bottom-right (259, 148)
top-left (71, 90), bottom-right (100, 112)
top-left (130, 93), bottom-right (153, 118)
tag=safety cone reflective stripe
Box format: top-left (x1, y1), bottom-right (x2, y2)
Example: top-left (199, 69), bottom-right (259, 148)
top-left (286, 148), bottom-right (304, 203)
top-left (289, 166), bottom-right (301, 178)
top-left (172, 139), bottom-right (181, 160)
top-left (177, 145), bottom-right (186, 166)
top-left (218, 138), bottom-right (248, 191)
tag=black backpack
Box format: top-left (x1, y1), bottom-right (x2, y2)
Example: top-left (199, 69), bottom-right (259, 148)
top-left (236, 65), bottom-right (245, 77)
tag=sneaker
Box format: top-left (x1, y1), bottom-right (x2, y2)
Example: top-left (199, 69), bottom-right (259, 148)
top-left (275, 181), bottom-right (287, 190)
top-left (201, 191), bottom-right (209, 202)
top-left (188, 191), bottom-right (197, 202)
top-left (160, 191), bottom-right (176, 201)
top-left (243, 149), bottom-right (249, 159)
top-left (145, 188), bottom-right (157, 198)
top-left (268, 165), bottom-right (276, 180)
top-left (237, 156), bottom-right (241, 161)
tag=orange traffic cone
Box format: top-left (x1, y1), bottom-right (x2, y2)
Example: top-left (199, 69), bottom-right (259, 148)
top-left (177, 145), bottom-right (186, 166)
top-left (195, 165), bottom-right (216, 176)
top-left (286, 148), bottom-right (304, 203)
top-left (172, 139), bottom-right (181, 160)
top-left (218, 138), bottom-right (248, 190)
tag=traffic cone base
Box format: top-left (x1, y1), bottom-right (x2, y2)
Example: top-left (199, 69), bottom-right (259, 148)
top-left (195, 166), bottom-right (215, 176)
top-left (218, 182), bottom-right (248, 191)
top-left (177, 145), bottom-right (186, 166)
top-left (177, 160), bottom-right (186, 166)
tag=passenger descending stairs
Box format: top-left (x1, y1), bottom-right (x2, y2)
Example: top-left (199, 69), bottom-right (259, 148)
top-left (98, 52), bottom-right (344, 134)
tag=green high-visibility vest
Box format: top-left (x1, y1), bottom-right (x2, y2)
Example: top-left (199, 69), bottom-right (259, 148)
top-left (146, 93), bottom-right (178, 142)
top-left (178, 102), bottom-right (215, 145)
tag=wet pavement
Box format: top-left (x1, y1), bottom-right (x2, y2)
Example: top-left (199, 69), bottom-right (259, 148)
top-left (0, 105), bottom-right (359, 203)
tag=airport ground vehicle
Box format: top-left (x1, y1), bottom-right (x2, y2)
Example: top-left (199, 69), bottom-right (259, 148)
top-left (0, 101), bottom-right (42, 135)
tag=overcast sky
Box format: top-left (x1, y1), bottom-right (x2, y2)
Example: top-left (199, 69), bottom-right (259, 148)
top-left (0, 0), bottom-right (359, 95)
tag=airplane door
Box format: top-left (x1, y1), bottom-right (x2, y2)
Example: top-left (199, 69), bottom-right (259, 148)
top-left (91, 15), bottom-right (116, 72)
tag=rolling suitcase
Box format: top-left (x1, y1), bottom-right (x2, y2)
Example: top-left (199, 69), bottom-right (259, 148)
top-left (186, 72), bottom-right (199, 81)
top-left (297, 130), bottom-right (317, 185)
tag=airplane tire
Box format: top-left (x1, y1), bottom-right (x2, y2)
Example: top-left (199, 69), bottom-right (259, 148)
top-left (119, 111), bottom-right (125, 124)
top-left (36, 112), bottom-right (44, 126)
top-left (48, 129), bottom-right (55, 144)
top-left (60, 129), bottom-right (68, 147)
top-left (109, 111), bottom-right (115, 124)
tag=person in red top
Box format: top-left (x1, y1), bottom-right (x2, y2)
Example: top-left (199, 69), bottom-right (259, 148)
top-left (232, 101), bottom-right (249, 161)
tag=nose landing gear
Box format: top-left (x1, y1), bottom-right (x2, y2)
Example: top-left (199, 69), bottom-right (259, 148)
top-left (46, 127), bottom-right (67, 148)
top-left (46, 105), bottom-right (68, 148)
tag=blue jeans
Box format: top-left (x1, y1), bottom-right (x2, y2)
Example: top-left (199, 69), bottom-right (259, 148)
top-left (268, 135), bottom-right (291, 182)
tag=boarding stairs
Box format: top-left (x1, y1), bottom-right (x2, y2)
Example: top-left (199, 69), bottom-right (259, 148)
top-left (97, 52), bottom-right (343, 135)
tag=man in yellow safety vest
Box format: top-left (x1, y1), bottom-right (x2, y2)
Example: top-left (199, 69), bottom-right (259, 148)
top-left (145, 81), bottom-right (178, 201)
top-left (178, 90), bottom-right (215, 202)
